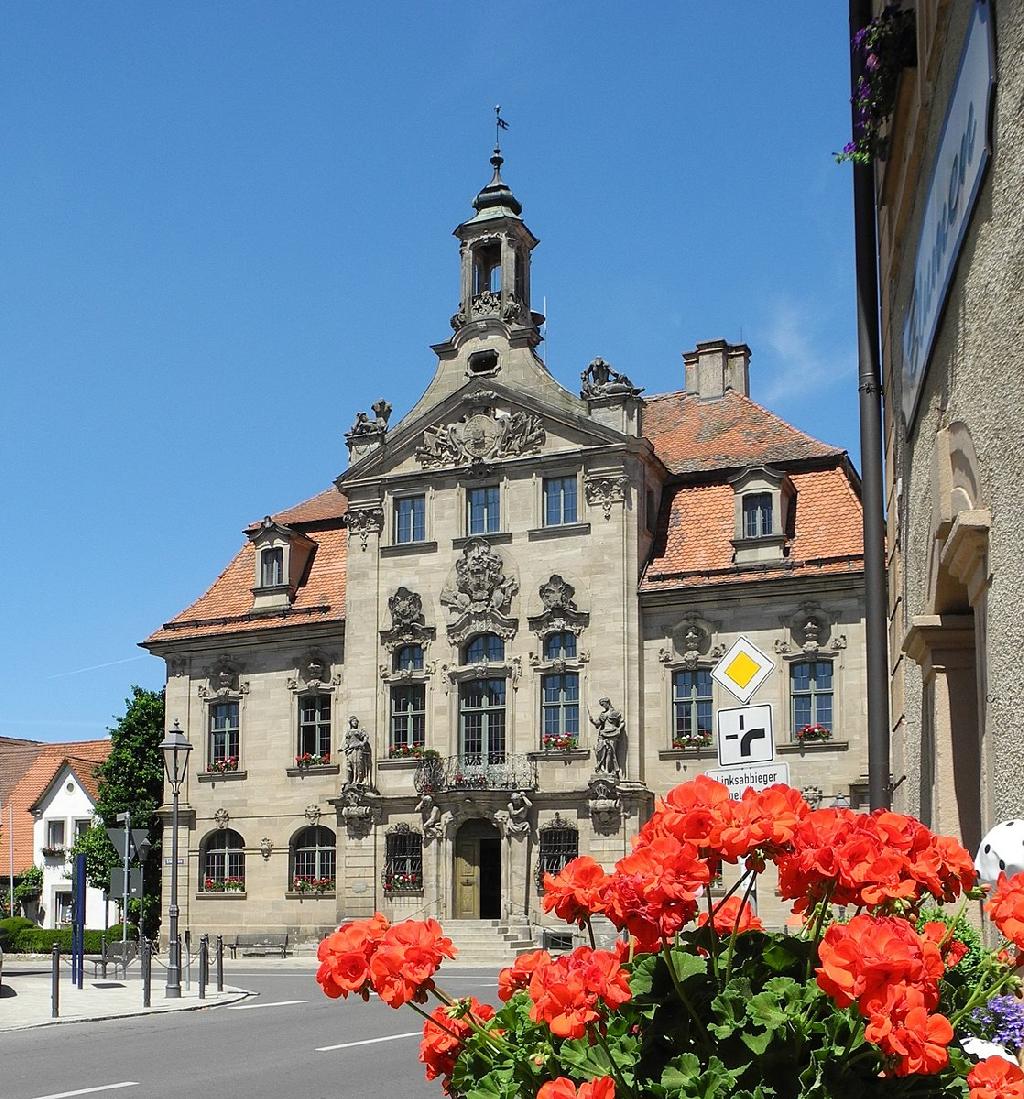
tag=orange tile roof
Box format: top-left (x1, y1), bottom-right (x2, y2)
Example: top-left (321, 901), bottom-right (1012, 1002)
top-left (642, 465), bottom-right (864, 592)
top-left (4, 740), bottom-right (110, 874)
top-left (145, 497), bottom-right (348, 645)
top-left (0, 737), bottom-right (44, 805)
top-left (642, 390), bottom-right (842, 474)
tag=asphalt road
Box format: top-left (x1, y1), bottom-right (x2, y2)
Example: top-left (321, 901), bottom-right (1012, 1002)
top-left (1, 967), bottom-right (498, 1099)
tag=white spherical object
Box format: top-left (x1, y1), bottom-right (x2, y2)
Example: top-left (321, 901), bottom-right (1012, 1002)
top-left (961, 1036), bottom-right (1015, 1064)
top-left (975, 820), bottom-right (1024, 884)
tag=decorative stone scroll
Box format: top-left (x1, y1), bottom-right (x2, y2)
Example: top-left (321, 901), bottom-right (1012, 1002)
top-left (380, 587), bottom-right (435, 651)
top-left (774, 602), bottom-right (846, 655)
top-left (528, 575), bottom-right (590, 639)
top-left (440, 539), bottom-right (519, 644)
top-left (416, 407), bottom-right (545, 469)
top-left (342, 506), bottom-right (384, 551)
top-left (587, 775), bottom-right (621, 834)
top-left (197, 657), bottom-right (249, 700)
top-left (579, 358), bottom-right (643, 400)
top-left (584, 474), bottom-right (630, 520)
top-left (287, 650), bottom-right (339, 692)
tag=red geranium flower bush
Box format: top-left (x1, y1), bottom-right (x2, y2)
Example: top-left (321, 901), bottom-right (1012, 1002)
top-left (315, 777), bottom-right (1022, 1098)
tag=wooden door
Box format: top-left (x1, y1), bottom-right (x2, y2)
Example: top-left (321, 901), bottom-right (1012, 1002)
top-left (454, 830), bottom-right (478, 918)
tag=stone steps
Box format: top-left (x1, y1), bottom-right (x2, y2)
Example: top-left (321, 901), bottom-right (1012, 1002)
top-left (442, 919), bottom-right (536, 966)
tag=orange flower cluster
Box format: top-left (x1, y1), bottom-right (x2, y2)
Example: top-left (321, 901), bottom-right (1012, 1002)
top-left (316, 913), bottom-right (456, 1007)
top-left (776, 807), bottom-right (975, 912)
top-left (420, 997), bottom-right (496, 1093)
top-left (537, 1078), bottom-right (616, 1099)
top-left (968, 1056), bottom-right (1024, 1099)
top-left (987, 873), bottom-right (1024, 950)
top-left (696, 896), bottom-right (763, 936)
top-left (817, 914), bottom-right (953, 1076)
top-left (516, 946), bottom-right (632, 1039)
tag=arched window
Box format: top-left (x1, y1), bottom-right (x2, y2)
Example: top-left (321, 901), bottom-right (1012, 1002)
top-left (543, 632), bottom-right (577, 660)
top-left (393, 644), bottom-right (425, 672)
top-left (201, 829), bottom-right (245, 892)
top-left (290, 826), bottom-right (336, 893)
top-left (383, 826), bottom-right (423, 893)
top-left (464, 633), bottom-right (504, 664)
top-left (537, 816), bottom-right (578, 887)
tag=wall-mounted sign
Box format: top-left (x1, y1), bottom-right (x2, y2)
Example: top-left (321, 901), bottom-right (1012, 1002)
top-left (902, 0), bottom-right (995, 428)
top-left (705, 763), bottom-right (790, 799)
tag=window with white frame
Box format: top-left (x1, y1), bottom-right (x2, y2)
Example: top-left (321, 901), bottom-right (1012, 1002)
top-left (791, 660), bottom-right (834, 739)
top-left (390, 684), bottom-right (426, 756)
top-left (74, 818), bottom-right (91, 841)
top-left (201, 829), bottom-right (245, 892)
top-left (394, 495), bottom-right (426, 544)
top-left (393, 644), bottom-right (425, 672)
top-left (742, 493), bottom-right (774, 538)
top-left (260, 546), bottom-right (284, 587)
top-left (208, 701), bottom-right (240, 768)
top-left (291, 826), bottom-right (336, 892)
top-left (297, 694), bottom-right (331, 760)
top-left (672, 669), bottom-right (713, 748)
top-left (541, 672), bottom-right (579, 750)
top-left (543, 477), bottom-right (578, 526)
top-left (45, 819), bottom-right (66, 850)
top-left (467, 485), bottom-right (501, 534)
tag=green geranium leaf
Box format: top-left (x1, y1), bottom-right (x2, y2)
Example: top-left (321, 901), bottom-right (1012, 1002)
top-left (630, 951), bottom-right (659, 997)
top-left (661, 1053), bottom-right (702, 1089)
top-left (668, 949), bottom-right (709, 984)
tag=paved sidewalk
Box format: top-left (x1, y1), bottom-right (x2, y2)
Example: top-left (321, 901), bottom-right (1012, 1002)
top-left (0, 958), bottom-right (252, 1031)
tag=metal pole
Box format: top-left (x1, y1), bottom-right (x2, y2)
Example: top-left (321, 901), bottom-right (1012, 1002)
top-left (121, 811), bottom-right (131, 946)
top-left (199, 935), bottom-right (208, 1000)
top-left (184, 928), bottom-right (191, 991)
top-left (142, 937), bottom-right (152, 1008)
top-left (8, 804), bottom-right (14, 917)
top-left (216, 934), bottom-right (224, 992)
top-left (165, 786), bottom-right (182, 998)
top-left (849, 0), bottom-right (892, 810)
top-left (101, 933), bottom-right (107, 980)
top-left (51, 943), bottom-right (60, 1018)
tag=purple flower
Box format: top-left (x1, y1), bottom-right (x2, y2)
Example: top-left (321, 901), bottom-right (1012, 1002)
top-left (865, 52), bottom-right (880, 72)
top-left (973, 996), bottom-right (1024, 1053)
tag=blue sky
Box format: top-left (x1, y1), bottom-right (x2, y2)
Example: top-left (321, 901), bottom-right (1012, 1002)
top-left (0, 2), bottom-right (858, 743)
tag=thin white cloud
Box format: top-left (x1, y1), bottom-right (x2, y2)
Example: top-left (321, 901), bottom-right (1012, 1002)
top-left (755, 299), bottom-right (857, 405)
top-left (45, 655), bottom-right (149, 680)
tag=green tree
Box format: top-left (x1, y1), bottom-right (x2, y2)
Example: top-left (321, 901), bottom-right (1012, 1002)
top-left (68, 823), bottom-right (120, 895)
top-left (94, 686), bottom-right (166, 936)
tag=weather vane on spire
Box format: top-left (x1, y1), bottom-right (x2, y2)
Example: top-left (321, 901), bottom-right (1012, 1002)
top-left (494, 104), bottom-right (509, 149)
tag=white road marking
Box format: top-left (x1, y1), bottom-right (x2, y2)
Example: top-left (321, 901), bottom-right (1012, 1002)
top-left (227, 998), bottom-right (308, 1010)
top-left (30, 1085), bottom-right (139, 1099)
top-left (316, 1031), bottom-right (420, 1052)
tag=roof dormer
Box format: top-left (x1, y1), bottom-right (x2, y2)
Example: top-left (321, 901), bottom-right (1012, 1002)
top-left (730, 465), bottom-right (795, 565)
top-left (248, 516), bottom-right (315, 612)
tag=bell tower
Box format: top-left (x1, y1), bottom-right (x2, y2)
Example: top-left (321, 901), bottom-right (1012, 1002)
top-left (450, 137), bottom-right (543, 345)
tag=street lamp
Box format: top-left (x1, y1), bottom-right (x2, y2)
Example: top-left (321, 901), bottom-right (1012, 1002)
top-left (159, 719), bottom-right (192, 999)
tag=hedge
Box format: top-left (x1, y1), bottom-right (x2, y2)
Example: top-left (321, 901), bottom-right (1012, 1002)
top-left (2, 922), bottom-right (133, 954)
top-left (0, 917), bottom-right (35, 951)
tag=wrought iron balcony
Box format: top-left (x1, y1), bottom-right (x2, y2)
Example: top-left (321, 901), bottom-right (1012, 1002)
top-left (414, 753), bottom-right (538, 794)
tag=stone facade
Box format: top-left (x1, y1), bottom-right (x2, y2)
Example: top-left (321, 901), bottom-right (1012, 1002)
top-left (145, 151), bottom-right (868, 941)
top-left (874, 1), bottom-right (1024, 849)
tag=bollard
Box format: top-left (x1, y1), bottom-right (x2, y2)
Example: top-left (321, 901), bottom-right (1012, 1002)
top-left (216, 934), bottom-right (224, 992)
top-left (184, 928), bottom-right (191, 991)
top-left (142, 937), bottom-right (152, 1008)
top-left (51, 943), bottom-right (60, 1018)
top-left (199, 935), bottom-right (208, 1000)
top-left (100, 932), bottom-right (108, 980)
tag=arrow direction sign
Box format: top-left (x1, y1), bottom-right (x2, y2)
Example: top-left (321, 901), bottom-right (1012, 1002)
top-left (717, 704), bottom-right (775, 768)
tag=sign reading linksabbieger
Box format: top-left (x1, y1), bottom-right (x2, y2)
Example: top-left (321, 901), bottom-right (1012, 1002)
top-left (902, 0), bottom-right (995, 428)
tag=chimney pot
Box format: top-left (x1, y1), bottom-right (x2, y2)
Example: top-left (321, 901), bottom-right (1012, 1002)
top-left (683, 339), bottom-right (751, 399)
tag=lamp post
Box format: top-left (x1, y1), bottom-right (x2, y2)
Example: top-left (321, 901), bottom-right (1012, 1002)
top-left (160, 719), bottom-right (192, 999)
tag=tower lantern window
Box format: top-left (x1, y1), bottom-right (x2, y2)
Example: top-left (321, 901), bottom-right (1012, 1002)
top-left (474, 241), bottom-right (502, 296)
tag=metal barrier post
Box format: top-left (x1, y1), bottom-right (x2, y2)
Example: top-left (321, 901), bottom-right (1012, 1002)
top-left (51, 943), bottom-right (60, 1018)
top-left (100, 932), bottom-right (108, 980)
top-left (216, 934), bottom-right (223, 992)
top-left (198, 935), bottom-right (208, 1000)
top-left (184, 928), bottom-right (191, 991)
top-left (142, 937), bottom-right (152, 1008)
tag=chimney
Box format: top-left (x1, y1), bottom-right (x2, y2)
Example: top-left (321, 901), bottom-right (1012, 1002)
top-left (683, 339), bottom-right (751, 399)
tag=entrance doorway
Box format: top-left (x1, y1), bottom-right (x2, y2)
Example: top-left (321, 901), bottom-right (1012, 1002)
top-left (453, 819), bottom-right (501, 919)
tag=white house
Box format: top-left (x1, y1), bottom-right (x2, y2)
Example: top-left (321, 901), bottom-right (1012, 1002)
top-left (30, 759), bottom-right (117, 929)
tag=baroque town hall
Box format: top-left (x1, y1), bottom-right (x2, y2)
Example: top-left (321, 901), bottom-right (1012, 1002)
top-left (145, 148), bottom-right (869, 947)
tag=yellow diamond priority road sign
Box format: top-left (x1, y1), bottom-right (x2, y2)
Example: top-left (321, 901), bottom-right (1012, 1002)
top-left (711, 637), bottom-right (774, 704)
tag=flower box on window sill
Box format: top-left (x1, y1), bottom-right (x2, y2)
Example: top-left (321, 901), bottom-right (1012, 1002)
top-left (41, 846), bottom-right (66, 858)
top-left (795, 724), bottom-right (832, 744)
top-left (197, 769), bottom-right (248, 783)
top-left (671, 734), bottom-right (713, 752)
top-left (378, 757), bottom-right (421, 772)
top-left (387, 745), bottom-right (428, 761)
top-left (778, 739), bottom-right (849, 755)
top-left (205, 758), bottom-right (240, 775)
top-left (658, 746), bottom-right (717, 761)
top-left (290, 876), bottom-right (335, 896)
top-left (541, 734), bottom-right (579, 753)
top-left (201, 877), bottom-right (246, 894)
top-left (295, 753), bottom-right (332, 768)
top-left (383, 876), bottom-right (424, 894)
top-left (528, 748), bottom-right (590, 763)
top-left (285, 763), bottom-right (340, 778)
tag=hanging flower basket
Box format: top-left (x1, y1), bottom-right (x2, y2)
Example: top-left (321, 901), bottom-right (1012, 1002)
top-left (836, 3), bottom-right (917, 164)
top-left (313, 774), bottom-right (1024, 1098)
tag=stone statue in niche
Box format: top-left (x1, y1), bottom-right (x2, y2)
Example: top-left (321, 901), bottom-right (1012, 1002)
top-left (590, 697), bottom-right (625, 776)
top-left (441, 540), bottom-right (518, 616)
top-left (580, 357), bottom-right (643, 400)
top-left (344, 716), bottom-right (371, 786)
top-left (495, 791), bottom-right (533, 839)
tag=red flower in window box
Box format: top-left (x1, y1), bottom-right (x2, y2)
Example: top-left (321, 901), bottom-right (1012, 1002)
top-left (671, 730), bottom-right (713, 751)
top-left (389, 744), bottom-right (425, 760)
top-left (542, 733), bottom-right (579, 753)
top-left (295, 753), bottom-right (331, 768)
top-left (796, 723), bottom-right (831, 744)
top-left (207, 756), bottom-right (239, 774)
